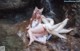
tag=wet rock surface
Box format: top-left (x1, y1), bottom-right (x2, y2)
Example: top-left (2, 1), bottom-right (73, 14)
top-left (0, 20), bottom-right (23, 51)
top-left (0, 16), bottom-right (80, 51)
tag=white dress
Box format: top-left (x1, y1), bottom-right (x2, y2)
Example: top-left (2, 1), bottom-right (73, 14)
top-left (31, 20), bottom-right (39, 28)
top-left (32, 20), bottom-right (52, 41)
top-left (31, 20), bottom-right (47, 43)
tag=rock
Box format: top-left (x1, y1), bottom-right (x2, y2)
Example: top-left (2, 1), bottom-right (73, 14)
top-left (0, 46), bottom-right (5, 51)
top-left (0, 0), bottom-right (34, 9)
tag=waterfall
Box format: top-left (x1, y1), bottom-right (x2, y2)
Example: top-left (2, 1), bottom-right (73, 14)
top-left (46, 0), bottom-right (55, 14)
top-left (41, 0), bottom-right (55, 18)
top-left (45, 0), bottom-right (52, 11)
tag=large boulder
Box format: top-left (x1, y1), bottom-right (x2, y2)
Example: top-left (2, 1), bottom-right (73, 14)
top-left (0, 0), bottom-right (34, 9)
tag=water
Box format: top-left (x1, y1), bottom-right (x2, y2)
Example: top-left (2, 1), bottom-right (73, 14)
top-left (45, 0), bottom-right (55, 15)
top-left (41, 0), bottom-right (55, 18)
top-left (45, 0), bottom-right (52, 11)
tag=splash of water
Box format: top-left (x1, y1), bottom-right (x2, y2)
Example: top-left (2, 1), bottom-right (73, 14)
top-left (45, 0), bottom-right (55, 14)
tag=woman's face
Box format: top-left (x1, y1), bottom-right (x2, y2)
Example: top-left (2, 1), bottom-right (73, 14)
top-left (36, 10), bottom-right (42, 19)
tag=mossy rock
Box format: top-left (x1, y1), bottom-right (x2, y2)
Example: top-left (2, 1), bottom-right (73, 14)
top-left (1, 35), bottom-right (23, 51)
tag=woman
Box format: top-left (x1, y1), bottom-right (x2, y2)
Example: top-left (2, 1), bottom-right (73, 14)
top-left (27, 7), bottom-right (48, 45)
